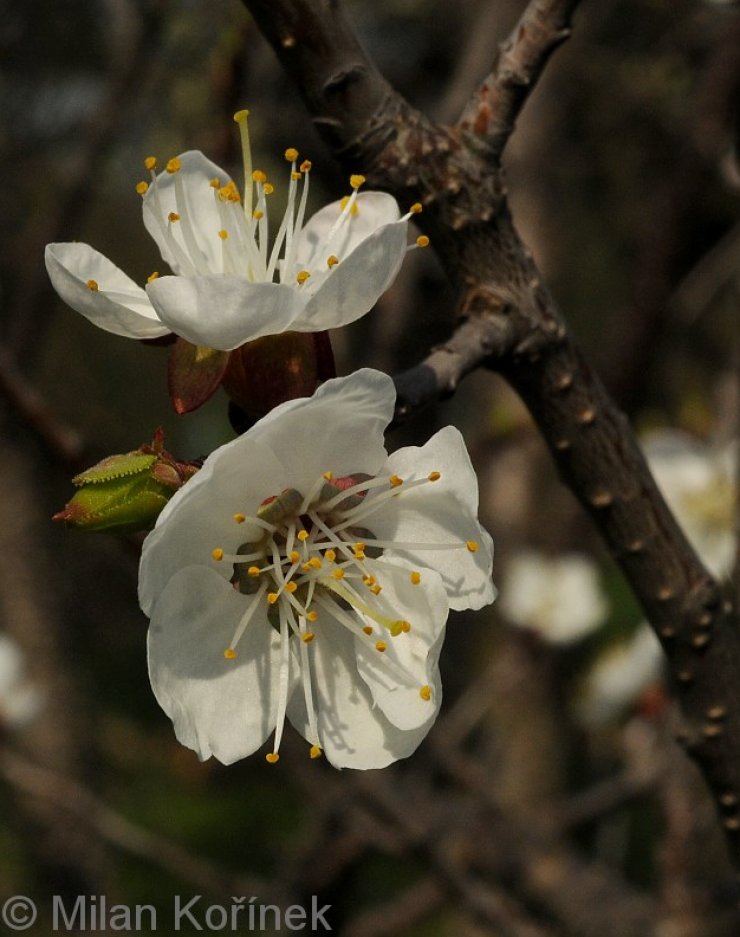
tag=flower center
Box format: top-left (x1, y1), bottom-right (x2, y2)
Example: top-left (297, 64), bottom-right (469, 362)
top-left (209, 468), bottom-right (479, 763)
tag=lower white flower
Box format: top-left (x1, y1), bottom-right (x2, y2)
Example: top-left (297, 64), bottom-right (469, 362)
top-left (45, 111), bottom-right (423, 351)
top-left (139, 369), bottom-right (495, 769)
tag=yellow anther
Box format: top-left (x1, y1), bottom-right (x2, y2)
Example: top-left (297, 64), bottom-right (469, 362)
top-left (309, 557), bottom-right (322, 570)
top-left (324, 549), bottom-right (337, 563)
top-left (389, 475), bottom-right (403, 488)
top-left (291, 171), bottom-right (301, 181)
top-left (420, 685), bottom-right (432, 701)
top-left (370, 584), bottom-right (382, 596)
top-left (224, 648), bottom-right (238, 660)
top-left (265, 752), bottom-right (280, 764)
top-left (322, 470), bottom-right (333, 480)
top-left (306, 610), bottom-right (318, 623)
top-left (399, 620), bottom-right (411, 633)
top-left (233, 513), bottom-right (246, 524)
top-left (147, 271), bottom-right (160, 283)
top-left (285, 147), bottom-right (299, 162)
top-left (410, 571), bottom-right (421, 585)
top-left (466, 540), bottom-right (480, 553)
top-left (297, 530), bottom-right (309, 542)
top-left (168, 211), bottom-right (180, 223)
top-left (296, 270), bottom-right (311, 285)
top-left (252, 169), bottom-right (267, 184)
top-left (135, 181), bottom-right (149, 196)
top-left (410, 202), bottom-right (423, 214)
top-left (267, 592), bottom-right (279, 605)
top-left (428, 471), bottom-right (441, 482)
top-left (332, 568), bottom-right (345, 581)
top-left (354, 551), bottom-right (366, 561)
top-left (302, 632), bottom-right (315, 643)
top-left (326, 255), bottom-right (339, 268)
top-left (362, 626), bottom-right (374, 636)
top-left (233, 108), bottom-right (250, 124)
top-left (416, 235), bottom-right (430, 248)
top-left (301, 563), bottom-right (311, 573)
top-left (248, 566), bottom-right (261, 577)
top-left (362, 575), bottom-right (375, 586)
top-left (353, 542), bottom-right (366, 553)
top-left (300, 160), bottom-right (312, 173)
top-left (144, 156), bottom-right (158, 171)
top-left (375, 641), bottom-right (387, 653)
top-left (350, 174), bottom-right (366, 189)
top-left (263, 183), bottom-right (274, 195)
top-left (289, 550), bottom-right (300, 563)
top-left (211, 548), bottom-right (224, 561)
top-left (210, 177), bottom-right (221, 189)
top-left (218, 229), bottom-right (229, 240)
top-left (86, 279), bottom-right (99, 292)
top-left (309, 745), bottom-right (322, 759)
top-left (165, 157), bottom-right (182, 174)
top-left (285, 581), bottom-right (298, 594)
top-left (252, 210), bottom-right (264, 220)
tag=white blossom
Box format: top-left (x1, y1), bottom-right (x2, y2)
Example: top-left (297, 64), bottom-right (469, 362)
top-left (643, 431), bottom-right (736, 578)
top-left (578, 625), bottom-right (663, 725)
top-left (500, 551), bottom-right (608, 644)
top-left (0, 635), bottom-right (43, 730)
top-left (139, 369), bottom-right (495, 769)
top-left (45, 112), bottom-right (420, 351)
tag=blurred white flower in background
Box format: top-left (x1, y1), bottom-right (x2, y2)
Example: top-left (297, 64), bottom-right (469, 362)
top-left (500, 551), bottom-right (608, 644)
top-left (0, 635), bottom-right (43, 731)
top-left (643, 431), bottom-right (736, 579)
top-left (578, 624), bottom-right (664, 726)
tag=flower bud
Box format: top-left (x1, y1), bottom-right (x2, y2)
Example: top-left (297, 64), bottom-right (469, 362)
top-left (53, 431), bottom-right (198, 533)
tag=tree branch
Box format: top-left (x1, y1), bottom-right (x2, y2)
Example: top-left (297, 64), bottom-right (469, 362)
top-left (240, 0), bottom-right (740, 876)
top-left (457, 0), bottom-right (581, 158)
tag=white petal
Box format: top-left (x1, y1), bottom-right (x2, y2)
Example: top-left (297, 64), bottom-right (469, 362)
top-left (294, 192), bottom-right (402, 270)
top-left (353, 557), bottom-right (447, 730)
top-left (298, 220), bottom-right (408, 331)
top-left (371, 425), bottom-right (495, 610)
top-left (247, 369), bottom-right (396, 495)
top-left (147, 566), bottom-right (283, 764)
top-left (138, 439), bottom-right (285, 615)
top-left (146, 275), bottom-right (304, 350)
top-left (286, 612), bottom-right (434, 769)
top-left (45, 243), bottom-right (169, 339)
top-left (143, 150), bottom-right (232, 276)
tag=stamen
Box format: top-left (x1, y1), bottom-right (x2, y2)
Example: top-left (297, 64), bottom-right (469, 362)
top-left (165, 157), bottom-right (181, 174)
top-left (86, 280), bottom-right (99, 291)
top-left (389, 474), bottom-right (403, 487)
top-left (420, 685), bottom-right (432, 701)
top-left (375, 641), bottom-right (387, 653)
top-left (168, 212), bottom-right (180, 223)
top-left (309, 745), bottom-right (322, 759)
top-left (266, 752), bottom-right (280, 764)
top-left (350, 174), bottom-right (366, 189)
top-left (327, 255), bottom-right (339, 268)
top-left (410, 571), bottom-right (421, 585)
top-left (234, 513), bottom-right (246, 524)
top-left (144, 156), bottom-right (158, 171)
top-left (233, 109), bottom-right (253, 216)
top-left (466, 540), bottom-right (479, 552)
top-left (416, 235), bottom-right (430, 248)
top-left (147, 272), bottom-right (160, 282)
top-left (135, 181), bottom-right (149, 196)
top-left (211, 548), bottom-right (224, 561)
top-left (270, 604), bottom-right (293, 760)
top-left (285, 147), bottom-right (299, 162)
top-left (224, 582), bottom-right (268, 657)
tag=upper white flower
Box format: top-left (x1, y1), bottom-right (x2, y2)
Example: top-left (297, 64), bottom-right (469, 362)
top-left (44, 111), bottom-right (421, 351)
top-left (139, 369), bottom-right (494, 769)
top-left (0, 634), bottom-right (43, 730)
top-left (500, 551), bottom-right (608, 644)
top-left (643, 430), bottom-right (736, 579)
